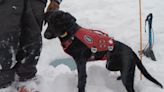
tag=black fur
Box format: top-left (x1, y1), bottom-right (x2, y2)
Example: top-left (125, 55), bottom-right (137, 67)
top-left (44, 10), bottom-right (163, 92)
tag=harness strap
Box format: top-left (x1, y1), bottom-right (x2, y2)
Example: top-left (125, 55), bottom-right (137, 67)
top-left (61, 38), bottom-right (73, 51)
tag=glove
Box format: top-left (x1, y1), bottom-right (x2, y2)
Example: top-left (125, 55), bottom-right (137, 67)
top-left (46, 0), bottom-right (61, 12)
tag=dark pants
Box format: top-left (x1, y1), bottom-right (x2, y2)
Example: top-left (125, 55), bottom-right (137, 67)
top-left (0, 0), bottom-right (46, 88)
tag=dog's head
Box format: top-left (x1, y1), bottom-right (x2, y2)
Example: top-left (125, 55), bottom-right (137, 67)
top-left (44, 10), bottom-right (76, 39)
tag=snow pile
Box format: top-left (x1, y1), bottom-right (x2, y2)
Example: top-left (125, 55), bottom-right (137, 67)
top-left (1, 0), bottom-right (164, 92)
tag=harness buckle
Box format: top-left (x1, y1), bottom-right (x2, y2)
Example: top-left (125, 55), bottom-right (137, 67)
top-left (108, 46), bottom-right (114, 51)
top-left (91, 47), bottom-right (97, 53)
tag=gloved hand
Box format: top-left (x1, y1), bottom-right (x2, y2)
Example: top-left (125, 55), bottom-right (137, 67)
top-left (46, 0), bottom-right (61, 12)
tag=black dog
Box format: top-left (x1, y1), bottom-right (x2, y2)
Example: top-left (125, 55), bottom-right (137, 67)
top-left (44, 10), bottom-right (163, 92)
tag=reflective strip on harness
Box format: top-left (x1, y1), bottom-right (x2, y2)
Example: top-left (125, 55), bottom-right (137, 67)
top-left (75, 28), bottom-right (114, 52)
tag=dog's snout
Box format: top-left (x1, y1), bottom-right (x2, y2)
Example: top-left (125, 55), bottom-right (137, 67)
top-left (44, 31), bottom-right (52, 39)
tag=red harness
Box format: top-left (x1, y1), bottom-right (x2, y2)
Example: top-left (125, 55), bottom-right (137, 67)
top-left (61, 28), bottom-right (114, 60)
top-left (75, 28), bottom-right (114, 52)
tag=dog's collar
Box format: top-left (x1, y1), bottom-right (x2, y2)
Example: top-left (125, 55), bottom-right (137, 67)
top-left (60, 32), bottom-right (68, 38)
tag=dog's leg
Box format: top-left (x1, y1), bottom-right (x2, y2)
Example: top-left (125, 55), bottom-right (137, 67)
top-left (75, 58), bottom-right (87, 92)
top-left (121, 68), bottom-right (135, 92)
top-left (106, 51), bottom-right (121, 71)
top-left (121, 56), bottom-right (136, 92)
top-left (106, 51), bottom-right (122, 81)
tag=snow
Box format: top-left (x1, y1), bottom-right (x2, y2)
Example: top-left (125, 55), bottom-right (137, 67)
top-left (10, 46), bottom-right (17, 69)
top-left (0, 0), bottom-right (164, 92)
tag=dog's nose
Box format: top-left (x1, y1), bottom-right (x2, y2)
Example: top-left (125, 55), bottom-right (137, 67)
top-left (44, 31), bottom-right (52, 39)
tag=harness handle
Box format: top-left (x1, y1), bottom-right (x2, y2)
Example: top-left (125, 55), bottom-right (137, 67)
top-left (91, 30), bottom-right (108, 36)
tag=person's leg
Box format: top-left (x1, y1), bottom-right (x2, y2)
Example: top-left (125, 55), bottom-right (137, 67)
top-left (0, 0), bottom-right (24, 88)
top-left (0, 33), bottom-right (20, 88)
top-left (15, 0), bottom-right (46, 81)
top-left (29, 0), bottom-right (46, 30)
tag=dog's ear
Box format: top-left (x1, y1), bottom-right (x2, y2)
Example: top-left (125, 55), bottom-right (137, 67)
top-left (64, 12), bottom-right (76, 22)
top-left (44, 11), bottom-right (54, 25)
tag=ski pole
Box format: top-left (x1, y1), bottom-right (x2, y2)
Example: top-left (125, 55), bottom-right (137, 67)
top-left (138, 0), bottom-right (143, 80)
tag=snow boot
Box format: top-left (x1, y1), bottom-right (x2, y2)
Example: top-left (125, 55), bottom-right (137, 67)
top-left (15, 75), bottom-right (42, 92)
